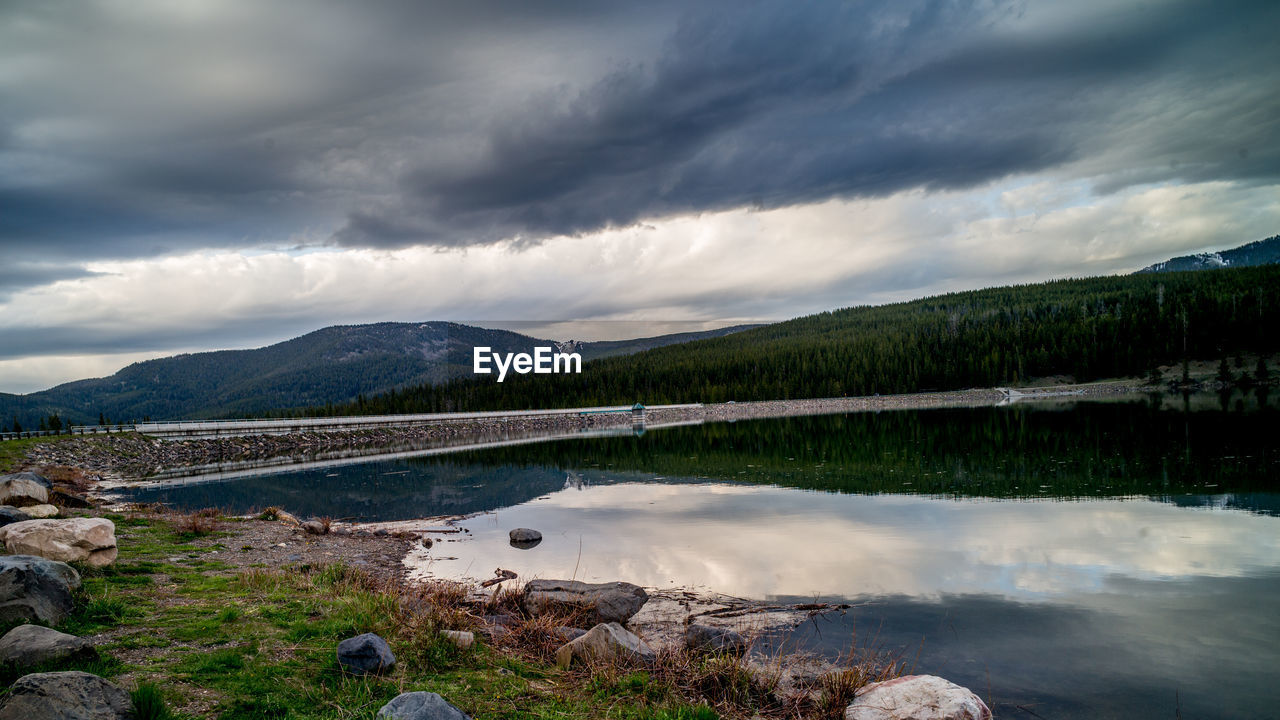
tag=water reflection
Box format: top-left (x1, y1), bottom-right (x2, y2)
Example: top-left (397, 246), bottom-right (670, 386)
top-left (111, 398), bottom-right (1280, 719)
top-left (411, 483), bottom-right (1280, 598)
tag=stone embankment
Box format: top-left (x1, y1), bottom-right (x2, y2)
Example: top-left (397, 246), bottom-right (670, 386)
top-left (18, 383), bottom-right (1144, 481)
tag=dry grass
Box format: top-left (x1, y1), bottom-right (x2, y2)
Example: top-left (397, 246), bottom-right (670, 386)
top-left (174, 508), bottom-right (221, 535)
top-left (35, 464), bottom-right (94, 489)
top-left (228, 561), bottom-right (906, 719)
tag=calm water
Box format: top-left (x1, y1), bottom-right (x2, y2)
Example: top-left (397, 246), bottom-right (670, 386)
top-left (117, 397), bottom-right (1280, 719)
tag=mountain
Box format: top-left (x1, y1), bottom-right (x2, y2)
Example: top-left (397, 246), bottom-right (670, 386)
top-left (0, 322), bottom-right (757, 427)
top-left (561, 324), bottom-right (762, 362)
top-left (1137, 235), bottom-right (1280, 273)
top-left (314, 263), bottom-right (1280, 415)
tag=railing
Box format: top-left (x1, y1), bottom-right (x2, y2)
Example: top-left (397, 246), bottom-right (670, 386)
top-left (0, 429), bottom-right (91, 441)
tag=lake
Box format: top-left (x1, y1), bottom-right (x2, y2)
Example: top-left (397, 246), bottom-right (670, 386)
top-left (115, 395), bottom-right (1280, 719)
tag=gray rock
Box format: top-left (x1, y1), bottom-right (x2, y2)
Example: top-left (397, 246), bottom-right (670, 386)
top-left (0, 625), bottom-right (97, 668)
top-left (21, 505), bottom-right (58, 519)
top-left (0, 518), bottom-right (118, 568)
top-left (555, 622), bottom-right (656, 668)
top-left (302, 520), bottom-right (327, 535)
top-left (845, 675), bottom-right (992, 720)
top-left (376, 691), bottom-right (471, 720)
top-left (523, 579), bottom-right (648, 625)
top-left (0, 506), bottom-right (31, 528)
top-left (685, 624), bottom-right (749, 655)
top-left (441, 630), bottom-right (474, 650)
top-left (0, 671), bottom-right (133, 720)
top-left (0, 555), bottom-right (81, 625)
top-left (508, 528), bottom-right (542, 546)
top-left (0, 473), bottom-right (50, 508)
top-left (553, 626), bottom-right (587, 642)
top-left (337, 632), bottom-right (396, 675)
top-left (482, 613), bottom-right (518, 627)
top-left (50, 489), bottom-right (93, 509)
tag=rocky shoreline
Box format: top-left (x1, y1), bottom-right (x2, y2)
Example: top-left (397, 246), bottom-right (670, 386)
top-left (19, 382), bottom-right (1144, 483)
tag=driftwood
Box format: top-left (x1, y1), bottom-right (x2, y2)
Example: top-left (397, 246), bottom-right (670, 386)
top-left (480, 568), bottom-right (518, 588)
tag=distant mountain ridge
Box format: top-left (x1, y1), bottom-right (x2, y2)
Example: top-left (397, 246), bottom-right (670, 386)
top-left (1137, 235), bottom-right (1280, 273)
top-left (0, 322), bottom-right (756, 427)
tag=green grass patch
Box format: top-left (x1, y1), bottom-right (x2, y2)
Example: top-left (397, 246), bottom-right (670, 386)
top-left (17, 510), bottom-right (830, 719)
top-left (0, 435), bottom-right (66, 472)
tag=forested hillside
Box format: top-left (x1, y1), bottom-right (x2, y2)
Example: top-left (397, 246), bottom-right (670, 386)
top-left (0, 322), bottom-right (757, 428)
top-left (0, 323), bottom-right (542, 427)
top-left (1138, 235), bottom-right (1280, 273)
top-left (298, 265), bottom-right (1280, 415)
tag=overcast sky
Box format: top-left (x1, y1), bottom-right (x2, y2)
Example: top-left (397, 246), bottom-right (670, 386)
top-left (2, 0), bottom-right (1278, 393)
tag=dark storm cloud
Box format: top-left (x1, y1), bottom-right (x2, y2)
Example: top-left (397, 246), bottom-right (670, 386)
top-left (0, 262), bottom-right (102, 300)
top-left (3, 0), bottom-right (1278, 259)
top-left (338, 0), bottom-right (1280, 246)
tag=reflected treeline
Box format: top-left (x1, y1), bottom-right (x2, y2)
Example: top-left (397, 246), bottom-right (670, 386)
top-left (120, 462), bottom-right (573, 520)
top-left (117, 396), bottom-right (1280, 518)
top-left (441, 397), bottom-right (1280, 503)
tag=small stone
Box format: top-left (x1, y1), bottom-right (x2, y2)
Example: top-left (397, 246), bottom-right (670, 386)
top-left (302, 520), bottom-right (327, 535)
top-left (376, 691), bottom-right (471, 720)
top-left (553, 626), bottom-right (587, 642)
top-left (337, 632), bottom-right (396, 675)
top-left (508, 528), bottom-right (542, 546)
top-left (49, 490), bottom-right (93, 509)
top-left (0, 625), bottom-right (97, 668)
top-left (554, 622), bottom-right (656, 669)
top-left (441, 630), bottom-right (474, 650)
top-left (685, 624), bottom-right (749, 655)
top-left (845, 675), bottom-right (992, 720)
top-left (21, 505), bottom-right (59, 519)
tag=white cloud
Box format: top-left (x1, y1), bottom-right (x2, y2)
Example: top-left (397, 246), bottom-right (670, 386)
top-left (2, 177), bottom-right (1277, 393)
top-left (410, 483), bottom-right (1280, 599)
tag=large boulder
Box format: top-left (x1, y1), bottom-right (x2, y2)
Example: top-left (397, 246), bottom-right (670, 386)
top-left (0, 555), bottom-right (81, 625)
top-left (337, 632), bottom-right (396, 675)
top-left (0, 518), bottom-right (118, 568)
top-left (0, 473), bottom-right (50, 508)
top-left (685, 623), bottom-right (749, 656)
top-left (523, 579), bottom-right (648, 625)
top-left (0, 671), bottom-right (133, 720)
top-left (377, 691), bottom-right (472, 719)
top-left (0, 625), bottom-right (97, 668)
top-left (554, 622), bottom-right (656, 669)
top-left (0, 507), bottom-right (31, 528)
top-left (845, 675), bottom-right (992, 720)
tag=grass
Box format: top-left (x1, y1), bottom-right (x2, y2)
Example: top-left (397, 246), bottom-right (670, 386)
top-left (0, 510), bottom-right (896, 718)
top-left (0, 435), bottom-right (67, 473)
